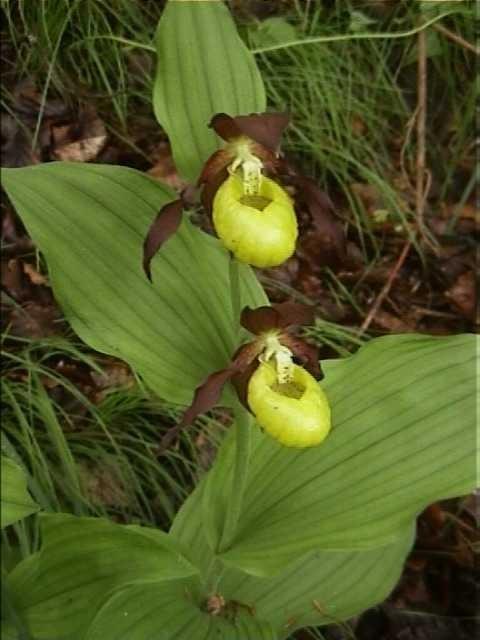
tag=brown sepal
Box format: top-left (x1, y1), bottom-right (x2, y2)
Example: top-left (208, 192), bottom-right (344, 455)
top-left (273, 302), bottom-right (315, 328)
top-left (209, 112), bottom-right (290, 153)
top-left (234, 112), bottom-right (290, 153)
top-left (143, 199), bottom-right (184, 282)
top-left (209, 113), bottom-right (243, 142)
top-left (241, 305), bottom-right (280, 335)
top-left (241, 302), bottom-right (315, 335)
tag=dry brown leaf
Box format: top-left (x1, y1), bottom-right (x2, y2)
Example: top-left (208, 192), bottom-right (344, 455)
top-left (370, 310), bottom-right (416, 333)
top-left (9, 302), bottom-right (61, 338)
top-left (23, 262), bottom-right (49, 286)
top-left (147, 141), bottom-right (186, 191)
top-left (78, 462), bottom-right (129, 508)
top-left (445, 271), bottom-right (475, 320)
top-left (52, 107), bottom-right (107, 162)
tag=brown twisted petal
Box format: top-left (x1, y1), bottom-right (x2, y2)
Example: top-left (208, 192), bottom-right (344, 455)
top-left (158, 366), bottom-right (238, 454)
top-left (142, 199), bottom-right (184, 282)
top-left (231, 358), bottom-right (260, 410)
top-left (197, 148), bottom-right (232, 187)
top-left (201, 165), bottom-right (229, 214)
top-left (158, 340), bottom-right (263, 453)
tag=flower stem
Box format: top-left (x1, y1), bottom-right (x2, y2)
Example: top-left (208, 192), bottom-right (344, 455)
top-left (229, 253), bottom-right (241, 335)
top-left (218, 401), bottom-right (252, 552)
top-left (216, 256), bottom-right (251, 552)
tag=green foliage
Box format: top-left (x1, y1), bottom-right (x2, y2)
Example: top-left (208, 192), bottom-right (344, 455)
top-left (249, 13), bottom-right (411, 258)
top-left (4, 333), bottom-right (474, 637)
top-left (152, 0), bottom-right (266, 182)
top-left (192, 334), bottom-right (476, 574)
top-left (0, 0), bottom-right (160, 127)
top-left (1, 334), bottom-right (212, 533)
top-left (1, 457), bottom-right (39, 528)
top-left (1, 162), bottom-right (266, 406)
top-left (248, 1), bottom-right (475, 256)
top-left (222, 531), bottom-right (414, 638)
top-left (85, 581), bottom-right (276, 640)
top-left (1, 1), bottom-right (476, 638)
top-left (6, 513), bottom-right (197, 638)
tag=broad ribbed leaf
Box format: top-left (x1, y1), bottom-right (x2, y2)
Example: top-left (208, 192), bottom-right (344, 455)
top-left (222, 529), bottom-right (414, 638)
top-left (1, 457), bottom-right (39, 528)
top-left (173, 334), bottom-right (476, 576)
top-left (153, 0), bottom-right (266, 182)
top-left (6, 514), bottom-right (197, 639)
top-left (86, 579), bottom-right (276, 640)
top-left (224, 334), bottom-right (477, 573)
top-left (1, 163), bottom-right (266, 405)
top-left (171, 481), bottom-right (415, 635)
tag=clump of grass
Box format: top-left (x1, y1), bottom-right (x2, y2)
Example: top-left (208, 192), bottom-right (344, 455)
top-left (1, 332), bottom-right (218, 563)
top-left (247, 0), bottom-right (476, 280)
top-left (0, 0), bottom-right (161, 127)
top-left (248, 2), bottom-right (412, 259)
top-left (303, 317), bottom-right (367, 358)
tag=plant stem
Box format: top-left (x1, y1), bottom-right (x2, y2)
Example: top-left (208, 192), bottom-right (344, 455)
top-left (218, 402), bottom-right (252, 552)
top-left (204, 556), bottom-right (225, 595)
top-left (216, 257), bottom-right (251, 552)
top-left (251, 11), bottom-right (460, 54)
top-left (229, 253), bottom-right (241, 336)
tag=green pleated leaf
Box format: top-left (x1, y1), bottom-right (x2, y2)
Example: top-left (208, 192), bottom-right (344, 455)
top-left (224, 334), bottom-right (477, 573)
top-left (1, 163), bottom-right (266, 406)
top-left (7, 513), bottom-right (198, 639)
top-left (1, 457), bottom-right (39, 528)
top-left (173, 334), bottom-right (476, 575)
top-left (172, 483), bottom-right (415, 635)
top-left (0, 627), bottom-right (19, 640)
top-left (222, 529), bottom-right (415, 638)
top-left (153, 0), bottom-right (266, 182)
top-left (85, 579), bottom-right (276, 640)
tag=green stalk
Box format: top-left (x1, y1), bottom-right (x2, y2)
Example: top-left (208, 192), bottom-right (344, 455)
top-left (217, 256), bottom-right (252, 552)
top-left (218, 401), bottom-right (252, 552)
top-left (229, 253), bottom-right (241, 336)
top-left (251, 12), bottom-right (462, 54)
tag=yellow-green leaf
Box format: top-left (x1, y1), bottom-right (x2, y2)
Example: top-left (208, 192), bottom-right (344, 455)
top-left (1, 163), bottom-right (266, 406)
top-left (1, 457), bottom-right (39, 529)
top-left (153, 0), bottom-right (266, 182)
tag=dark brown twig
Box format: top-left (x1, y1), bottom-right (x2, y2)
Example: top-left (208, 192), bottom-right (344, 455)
top-left (359, 241), bottom-right (412, 335)
top-left (358, 22), bottom-right (434, 335)
top-left (433, 23), bottom-right (479, 55)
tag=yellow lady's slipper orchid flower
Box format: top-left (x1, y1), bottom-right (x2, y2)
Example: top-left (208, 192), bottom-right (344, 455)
top-left (247, 361), bottom-right (331, 448)
top-left (213, 174), bottom-right (298, 268)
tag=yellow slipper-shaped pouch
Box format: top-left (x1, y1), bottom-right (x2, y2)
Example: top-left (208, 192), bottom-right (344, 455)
top-left (213, 174), bottom-right (298, 268)
top-left (247, 361), bottom-right (331, 448)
